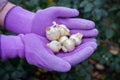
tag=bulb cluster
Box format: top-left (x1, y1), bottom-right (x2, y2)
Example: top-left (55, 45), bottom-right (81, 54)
top-left (46, 21), bottom-right (83, 53)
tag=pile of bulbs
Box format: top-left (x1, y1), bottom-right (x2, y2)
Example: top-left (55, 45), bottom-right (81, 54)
top-left (46, 21), bottom-right (83, 53)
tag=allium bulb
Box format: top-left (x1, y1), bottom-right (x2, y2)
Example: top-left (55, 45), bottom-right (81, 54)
top-left (46, 21), bottom-right (84, 53)
top-left (57, 24), bottom-right (70, 36)
top-left (62, 39), bottom-right (75, 52)
top-left (59, 36), bottom-right (68, 44)
top-left (46, 27), bottom-right (60, 40)
top-left (70, 33), bottom-right (83, 46)
top-left (47, 40), bottom-right (62, 53)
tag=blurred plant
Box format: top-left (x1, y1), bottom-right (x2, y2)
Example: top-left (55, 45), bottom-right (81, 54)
top-left (0, 0), bottom-right (120, 80)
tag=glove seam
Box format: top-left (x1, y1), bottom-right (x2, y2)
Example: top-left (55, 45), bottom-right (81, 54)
top-left (18, 34), bottom-right (25, 58)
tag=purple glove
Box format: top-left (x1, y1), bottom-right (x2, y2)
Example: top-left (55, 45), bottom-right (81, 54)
top-left (0, 33), bottom-right (71, 72)
top-left (4, 6), bottom-right (98, 66)
top-left (0, 33), bottom-right (97, 69)
top-left (31, 7), bottom-right (98, 65)
top-left (5, 6), bottom-right (97, 37)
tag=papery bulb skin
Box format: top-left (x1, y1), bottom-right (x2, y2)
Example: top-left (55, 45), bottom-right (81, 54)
top-left (70, 33), bottom-right (83, 46)
top-left (62, 39), bottom-right (75, 52)
top-left (46, 21), bottom-right (83, 53)
top-left (59, 36), bottom-right (68, 44)
top-left (46, 27), bottom-right (61, 40)
top-left (47, 40), bottom-right (62, 53)
top-left (57, 24), bottom-right (70, 37)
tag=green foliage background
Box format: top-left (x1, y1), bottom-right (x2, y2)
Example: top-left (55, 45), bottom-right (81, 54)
top-left (0, 0), bottom-right (120, 80)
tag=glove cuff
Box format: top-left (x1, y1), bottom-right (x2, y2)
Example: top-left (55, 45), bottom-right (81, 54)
top-left (4, 6), bottom-right (35, 34)
top-left (1, 34), bottom-right (25, 60)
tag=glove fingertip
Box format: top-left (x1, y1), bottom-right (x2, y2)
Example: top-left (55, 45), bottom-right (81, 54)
top-left (55, 7), bottom-right (79, 17)
top-left (72, 9), bottom-right (79, 16)
top-left (94, 29), bottom-right (99, 36)
top-left (53, 61), bottom-right (71, 72)
top-left (89, 20), bottom-right (95, 28)
top-left (61, 62), bottom-right (71, 72)
top-left (88, 42), bottom-right (97, 50)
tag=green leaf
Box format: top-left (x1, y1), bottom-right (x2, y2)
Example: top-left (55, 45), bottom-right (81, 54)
top-left (3, 74), bottom-right (9, 80)
top-left (80, 1), bottom-right (88, 7)
top-left (84, 3), bottom-right (94, 12)
top-left (86, 65), bottom-right (94, 71)
top-left (92, 8), bottom-right (102, 20)
top-left (85, 74), bottom-right (91, 80)
top-left (101, 9), bottom-right (108, 17)
top-left (109, 4), bottom-right (120, 12)
top-left (93, 0), bottom-right (105, 8)
top-left (11, 70), bottom-right (26, 79)
top-left (117, 11), bottom-right (120, 17)
top-left (105, 29), bottom-right (114, 39)
top-left (83, 13), bottom-right (91, 18)
top-left (110, 23), bottom-right (117, 29)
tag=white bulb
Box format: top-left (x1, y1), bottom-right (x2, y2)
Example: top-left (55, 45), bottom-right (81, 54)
top-left (46, 21), bottom-right (83, 53)
top-left (46, 27), bottom-right (60, 40)
top-left (47, 40), bottom-right (62, 53)
top-left (57, 24), bottom-right (70, 36)
top-left (62, 39), bottom-right (75, 52)
top-left (59, 36), bottom-right (68, 44)
top-left (70, 33), bottom-right (83, 46)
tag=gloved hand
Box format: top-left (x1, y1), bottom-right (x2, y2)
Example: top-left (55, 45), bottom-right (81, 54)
top-left (4, 6), bottom-right (98, 67)
top-left (1, 33), bottom-right (97, 71)
top-left (0, 33), bottom-right (71, 72)
top-left (30, 7), bottom-right (98, 65)
top-left (5, 6), bottom-right (97, 37)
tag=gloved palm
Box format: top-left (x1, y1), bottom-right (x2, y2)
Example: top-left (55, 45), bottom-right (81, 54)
top-left (23, 34), bottom-right (97, 68)
top-left (21, 34), bottom-right (71, 72)
top-left (1, 33), bottom-right (97, 72)
top-left (1, 34), bottom-right (71, 72)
